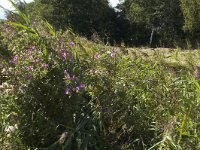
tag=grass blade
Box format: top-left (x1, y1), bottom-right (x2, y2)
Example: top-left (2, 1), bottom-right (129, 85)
top-left (44, 19), bottom-right (56, 37)
top-left (8, 0), bottom-right (30, 25)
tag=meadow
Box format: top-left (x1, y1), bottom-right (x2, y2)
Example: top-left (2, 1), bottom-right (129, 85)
top-left (0, 2), bottom-right (200, 150)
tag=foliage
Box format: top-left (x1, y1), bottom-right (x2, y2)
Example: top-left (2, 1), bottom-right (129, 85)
top-left (11, 0), bottom-right (118, 44)
top-left (180, 0), bottom-right (200, 33)
top-left (180, 0), bottom-right (200, 46)
top-left (4, 0), bottom-right (200, 47)
top-left (120, 0), bottom-right (184, 47)
top-left (0, 1), bottom-right (200, 149)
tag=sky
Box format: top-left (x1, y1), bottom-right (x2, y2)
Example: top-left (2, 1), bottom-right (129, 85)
top-left (0, 0), bottom-right (120, 19)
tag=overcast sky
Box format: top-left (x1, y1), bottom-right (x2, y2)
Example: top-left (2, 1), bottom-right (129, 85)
top-left (0, 0), bottom-right (120, 19)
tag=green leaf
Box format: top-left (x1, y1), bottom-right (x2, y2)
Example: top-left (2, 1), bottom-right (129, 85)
top-left (6, 21), bottom-right (39, 37)
top-left (166, 135), bottom-right (177, 149)
top-left (43, 47), bottom-right (47, 57)
top-left (8, 0), bottom-right (30, 25)
top-left (44, 19), bottom-right (56, 37)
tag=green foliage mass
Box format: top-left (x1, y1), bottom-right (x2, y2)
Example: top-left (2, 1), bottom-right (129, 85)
top-left (180, 0), bottom-right (200, 33)
top-left (20, 0), bottom-right (118, 43)
top-left (120, 0), bottom-right (184, 47)
top-left (4, 0), bottom-right (200, 47)
top-left (0, 2), bottom-right (200, 149)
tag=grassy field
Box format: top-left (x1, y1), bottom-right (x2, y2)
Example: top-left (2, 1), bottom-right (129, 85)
top-left (128, 47), bottom-right (200, 66)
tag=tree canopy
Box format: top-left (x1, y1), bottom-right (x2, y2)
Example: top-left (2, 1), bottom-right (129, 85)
top-left (5, 0), bottom-right (200, 48)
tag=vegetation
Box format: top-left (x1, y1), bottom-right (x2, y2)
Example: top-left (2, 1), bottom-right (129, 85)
top-left (4, 0), bottom-right (200, 48)
top-left (0, 0), bottom-right (200, 149)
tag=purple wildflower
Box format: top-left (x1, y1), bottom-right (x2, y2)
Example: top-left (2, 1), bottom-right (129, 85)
top-left (43, 64), bottom-right (48, 68)
top-left (61, 48), bottom-right (68, 60)
top-left (70, 42), bottom-right (75, 46)
top-left (76, 86), bottom-right (80, 92)
top-left (10, 55), bottom-right (18, 63)
top-left (79, 84), bottom-right (86, 88)
top-left (27, 66), bottom-right (33, 71)
top-left (15, 71), bottom-right (20, 75)
top-left (75, 84), bottom-right (86, 92)
top-left (64, 70), bottom-right (76, 80)
top-left (111, 53), bottom-right (116, 57)
top-left (34, 58), bottom-right (40, 64)
top-left (13, 55), bottom-right (18, 61)
top-left (28, 46), bottom-right (35, 53)
top-left (29, 56), bottom-right (33, 60)
top-left (64, 70), bottom-right (68, 74)
top-left (25, 75), bottom-right (33, 80)
top-left (65, 88), bottom-right (70, 95)
top-left (67, 74), bottom-right (76, 80)
top-left (110, 49), bottom-right (117, 58)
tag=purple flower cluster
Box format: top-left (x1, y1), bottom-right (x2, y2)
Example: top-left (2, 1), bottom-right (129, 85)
top-left (64, 69), bottom-right (86, 95)
top-left (67, 74), bottom-right (76, 80)
top-left (64, 70), bottom-right (76, 81)
top-left (27, 66), bottom-right (33, 71)
top-left (61, 48), bottom-right (69, 60)
top-left (10, 55), bottom-right (18, 63)
top-left (65, 84), bottom-right (86, 95)
top-left (28, 46), bottom-right (35, 53)
top-left (76, 83), bottom-right (86, 91)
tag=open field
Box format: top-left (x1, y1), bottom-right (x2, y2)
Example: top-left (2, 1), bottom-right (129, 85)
top-left (128, 48), bottom-right (200, 67)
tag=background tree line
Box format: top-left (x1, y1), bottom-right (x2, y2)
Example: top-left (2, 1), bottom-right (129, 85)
top-left (5, 0), bottom-right (200, 48)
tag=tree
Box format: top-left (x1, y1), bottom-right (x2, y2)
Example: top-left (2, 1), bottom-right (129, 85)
top-left (180, 0), bottom-right (200, 34)
top-left (23, 0), bottom-right (118, 41)
top-left (120, 0), bottom-right (184, 47)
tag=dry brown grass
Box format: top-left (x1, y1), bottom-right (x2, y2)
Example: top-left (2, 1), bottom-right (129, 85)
top-left (128, 47), bottom-right (200, 67)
